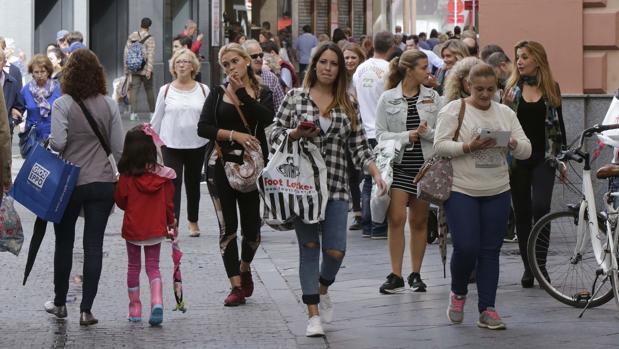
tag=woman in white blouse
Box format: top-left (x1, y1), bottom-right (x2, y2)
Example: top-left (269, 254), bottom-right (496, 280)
top-left (151, 49), bottom-right (210, 237)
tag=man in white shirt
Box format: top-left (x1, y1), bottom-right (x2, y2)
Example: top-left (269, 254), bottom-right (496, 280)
top-left (352, 31), bottom-right (394, 239)
top-left (405, 35), bottom-right (443, 72)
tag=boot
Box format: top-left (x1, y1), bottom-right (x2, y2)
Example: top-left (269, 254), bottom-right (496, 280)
top-left (128, 286), bottom-right (142, 322)
top-left (149, 278), bottom-right (163, 326)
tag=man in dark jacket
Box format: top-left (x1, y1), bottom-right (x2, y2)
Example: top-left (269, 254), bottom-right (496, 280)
top-left (0, 49), bottom-right (24, 134)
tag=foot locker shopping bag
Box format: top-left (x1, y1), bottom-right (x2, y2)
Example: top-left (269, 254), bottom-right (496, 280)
top-left (258, 135), bottom-right (328, 227)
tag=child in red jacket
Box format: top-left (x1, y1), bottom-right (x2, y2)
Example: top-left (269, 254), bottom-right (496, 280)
top-left (114, 124), bottom-right (176, 326)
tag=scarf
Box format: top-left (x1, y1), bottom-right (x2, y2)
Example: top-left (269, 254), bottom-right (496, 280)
top-left (519, 75), bottom-right (538, 86)
top-left (28, 79), bottom-right (55, 118)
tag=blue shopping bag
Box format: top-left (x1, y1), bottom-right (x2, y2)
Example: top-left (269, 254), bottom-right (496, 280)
top-left (9, 144), bottom-right (80, 223)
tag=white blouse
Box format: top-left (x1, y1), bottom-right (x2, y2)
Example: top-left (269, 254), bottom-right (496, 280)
top-left (151, 82), bottom-right (210, 149)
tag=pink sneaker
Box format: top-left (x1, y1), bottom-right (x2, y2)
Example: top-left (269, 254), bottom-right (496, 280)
top-left (447, 291), bottom-right (466, 324)
top-left (477, 307), bottom-right (506, 330)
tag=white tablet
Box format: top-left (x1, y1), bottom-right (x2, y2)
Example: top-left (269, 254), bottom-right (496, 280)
top-left (478, 129), bottom-right (511, 147)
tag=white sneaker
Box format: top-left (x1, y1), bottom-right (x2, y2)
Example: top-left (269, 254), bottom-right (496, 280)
top-left (319, 294), bottom-right (334, 323)
top-left (305, 315), bottom-right (325, 337)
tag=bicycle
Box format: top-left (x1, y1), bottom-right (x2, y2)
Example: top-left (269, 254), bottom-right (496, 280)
top-left (527, 123), bottom-right (619, 313)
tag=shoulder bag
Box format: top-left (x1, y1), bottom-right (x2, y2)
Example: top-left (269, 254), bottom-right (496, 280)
top-left (216, 86), bottom-right (264, 193)
top-left (77, 100), bottom-right (119, 181)
top-left (414, 99), bottom-right (466, 205)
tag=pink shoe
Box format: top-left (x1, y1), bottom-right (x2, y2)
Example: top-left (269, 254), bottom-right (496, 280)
top-left (128, 287), bottom-right (142, 322)
top-left (240, 271), bottom-right (254, 298)
top-left (149, 278), bottom-right (163, 326)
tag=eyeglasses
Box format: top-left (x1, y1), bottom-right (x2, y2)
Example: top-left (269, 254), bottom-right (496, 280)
top-left (32, 70), bottom-right (48, 76)
top-left (249, 53), bottom-right (264, 60)
top-left (175, 59), bottom-right (191, 65)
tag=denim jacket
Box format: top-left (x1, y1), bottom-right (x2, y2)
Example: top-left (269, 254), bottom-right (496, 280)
top-left (375, 83), bottom-right (442, 162)
top-left (507, 82), bottom-right (566, 163)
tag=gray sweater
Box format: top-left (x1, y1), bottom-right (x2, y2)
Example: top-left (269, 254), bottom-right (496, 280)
top-left (50, 94), bottom-right (124, 186)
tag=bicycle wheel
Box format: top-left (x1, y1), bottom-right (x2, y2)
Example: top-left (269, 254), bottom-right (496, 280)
top-left (607, 231), bottom-right (619, 310)
top-left (527, 210), bottom-right (614, 308)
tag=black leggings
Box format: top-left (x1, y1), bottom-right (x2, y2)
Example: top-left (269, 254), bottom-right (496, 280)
top-left (510, 155), bottom-right (555, 272)
top-left (161, 146), bottom-right (206, 223)
top-left (206, 156), bottom-right (261, 278)
top-left (347, 152), bottom-right (361, 212)
top-left (53, 182), bottom-right (115, 312)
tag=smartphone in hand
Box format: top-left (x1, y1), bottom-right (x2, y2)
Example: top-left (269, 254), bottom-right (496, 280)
top-left (299, 120), bottom-right (317, 130)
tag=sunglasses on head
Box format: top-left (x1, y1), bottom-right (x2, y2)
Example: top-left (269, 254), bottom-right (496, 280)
top-left (250, 52), bottom-right (264, 60)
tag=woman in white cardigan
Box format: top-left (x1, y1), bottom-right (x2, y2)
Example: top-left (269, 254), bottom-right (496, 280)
top-left (375, 50), bottom-right (441, 294)
top-left (434, 64), bottom-right (531, 330)
top-left (151, 49), bottom-right (210, 237)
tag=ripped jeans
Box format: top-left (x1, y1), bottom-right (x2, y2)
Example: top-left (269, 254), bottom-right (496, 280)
top-left (294, 200), bottom-right (348, 305)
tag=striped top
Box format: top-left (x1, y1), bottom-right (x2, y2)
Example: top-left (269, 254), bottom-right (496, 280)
top-left (392, 94), bottom-right (425, 194)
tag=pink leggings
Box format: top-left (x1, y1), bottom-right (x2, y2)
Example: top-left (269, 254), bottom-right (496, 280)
top-left (126, 241), bottom-right (161, 288)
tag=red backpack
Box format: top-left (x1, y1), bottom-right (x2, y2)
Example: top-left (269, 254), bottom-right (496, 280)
top-left (279, 60), bottom-right (300, 88)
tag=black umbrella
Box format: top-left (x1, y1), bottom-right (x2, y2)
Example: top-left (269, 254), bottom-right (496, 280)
top-left (22, 217), bottom-right (48, 285)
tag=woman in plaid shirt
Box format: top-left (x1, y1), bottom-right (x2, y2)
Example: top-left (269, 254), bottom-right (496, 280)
top-left (271, 42), bottom-right (386, 337)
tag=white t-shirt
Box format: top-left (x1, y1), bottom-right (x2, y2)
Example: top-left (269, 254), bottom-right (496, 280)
top-left (151, 83), bottom-right (210, 149)
top-left (352, 58), bottom-right (390, 139)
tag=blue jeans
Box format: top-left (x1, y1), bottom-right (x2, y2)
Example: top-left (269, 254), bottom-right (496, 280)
top-left (294, 200), bottom-right (348, 305)
top-left (361, 139), bottom-right (387, 235)
top-left (443, 191), bottom-right (511, 313)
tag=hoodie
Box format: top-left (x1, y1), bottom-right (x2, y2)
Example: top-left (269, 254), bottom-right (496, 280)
top-left (114, 166), bottom-right (176, 242)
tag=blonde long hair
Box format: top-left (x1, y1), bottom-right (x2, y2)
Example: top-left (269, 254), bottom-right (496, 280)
top-left (218, 43), bottom-right (261, 95)
top-left (303, 42), bottom-right (358, 128)
top-left (385, 49), bottom-right (427, 90)
top-left (444, 57), bottom-right (482, 102)
top-left (505, 40), bottom-right (561, 107)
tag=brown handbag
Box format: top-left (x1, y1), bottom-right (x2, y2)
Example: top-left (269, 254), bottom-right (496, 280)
top-left (414, 99), bottom-right (466, 205)
top-left (215, 86), bottom-right (264, 193)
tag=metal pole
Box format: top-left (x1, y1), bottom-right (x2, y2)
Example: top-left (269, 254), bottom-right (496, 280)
top-left (454, 0), bottom-right (457, 27)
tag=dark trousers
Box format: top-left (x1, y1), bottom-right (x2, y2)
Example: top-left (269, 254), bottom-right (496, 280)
top-left (361, 139), bottom-right (388, 234)
top-left (510, 155), bottom-right (555, 272)
top-left (129, 74), bottom-right (155, 113)
top-left (53, 182), bottom-right (115, 312)
top-left (347, 152), bottom-right (361, 212)
top-left (161, 146), bottom-right (206, 223)
top-left (444, 191), bottom-right (511, 312)
top-left (206, 159), bottom-right (261, 278)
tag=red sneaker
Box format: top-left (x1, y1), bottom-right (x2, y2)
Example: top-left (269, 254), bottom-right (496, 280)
top-left (224, 287), bottom-right (246, 306)
top-left (240, 271), bottom-right (254, 298)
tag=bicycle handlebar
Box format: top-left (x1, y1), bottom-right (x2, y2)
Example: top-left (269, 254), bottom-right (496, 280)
top-left (557, 123), bottom-right (619, 164)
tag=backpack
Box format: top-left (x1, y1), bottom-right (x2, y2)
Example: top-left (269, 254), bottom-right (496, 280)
top-left (279, 60), bottom-right (299, 87)
top-left (126, 34), bottom-right (151, 73)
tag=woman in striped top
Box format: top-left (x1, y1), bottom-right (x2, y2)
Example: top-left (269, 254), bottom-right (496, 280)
top-left (375, 49), bottom-right (442, 294)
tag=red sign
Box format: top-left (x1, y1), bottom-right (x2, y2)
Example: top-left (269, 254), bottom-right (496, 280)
top-left (447, 15), bottom-right (465, 24)
top-left (464, 0), bottom-right (479, 10)
top-left (447, 0), bottom-right (465, 14)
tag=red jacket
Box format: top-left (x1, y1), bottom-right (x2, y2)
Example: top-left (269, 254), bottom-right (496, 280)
top-left (114, 167), bottom-right (176, 242)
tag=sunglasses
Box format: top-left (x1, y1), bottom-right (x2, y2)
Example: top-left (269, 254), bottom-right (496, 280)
top-left (250, 52), bottom-right (264, 60)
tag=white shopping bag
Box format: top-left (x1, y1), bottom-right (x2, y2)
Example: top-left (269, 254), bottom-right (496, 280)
top-left (371, 139), bottom-right (401, 223)
top-left (597, 95), bottom-right (619, 147)
top-left (258, 135), bottom-right (328, 227)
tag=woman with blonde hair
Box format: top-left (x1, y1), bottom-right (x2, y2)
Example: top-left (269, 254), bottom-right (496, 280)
top-left (198, 43), bottom-right (274, 306)
top-left (151, 49), bottom-right (210, 237)
top-left (503, 40), bottom-right (566, 288)
top-left (443, 56), bottom-right (482, 103)
top-left (435, 63), bottom-right (531, 329)
top-left (375, 49), bottom-right (441, 294)
top-left (271, 42), bottom-right (385, 337)
top-left (435, 39), bottom-right (470, 95)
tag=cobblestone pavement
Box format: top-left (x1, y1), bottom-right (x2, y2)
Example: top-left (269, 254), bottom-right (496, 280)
top-left (2, 123), bottom-right (619, 348)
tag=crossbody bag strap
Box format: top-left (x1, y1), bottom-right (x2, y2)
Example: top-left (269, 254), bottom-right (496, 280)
top-left (77, 100), bottom-right (112, 156)
top-left (452, 98), bottom-right (466, 141)
top-left (221, 85), bottom-right (252, 134)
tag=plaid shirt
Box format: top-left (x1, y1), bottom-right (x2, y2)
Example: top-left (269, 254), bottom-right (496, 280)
top-left (260, 67), bottom-right (285, 111)
top-left (271, 88), bottom-right (374, 201)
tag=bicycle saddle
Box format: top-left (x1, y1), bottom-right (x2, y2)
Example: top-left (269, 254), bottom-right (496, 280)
top-left (596, 163), bottom-right (619, 179)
